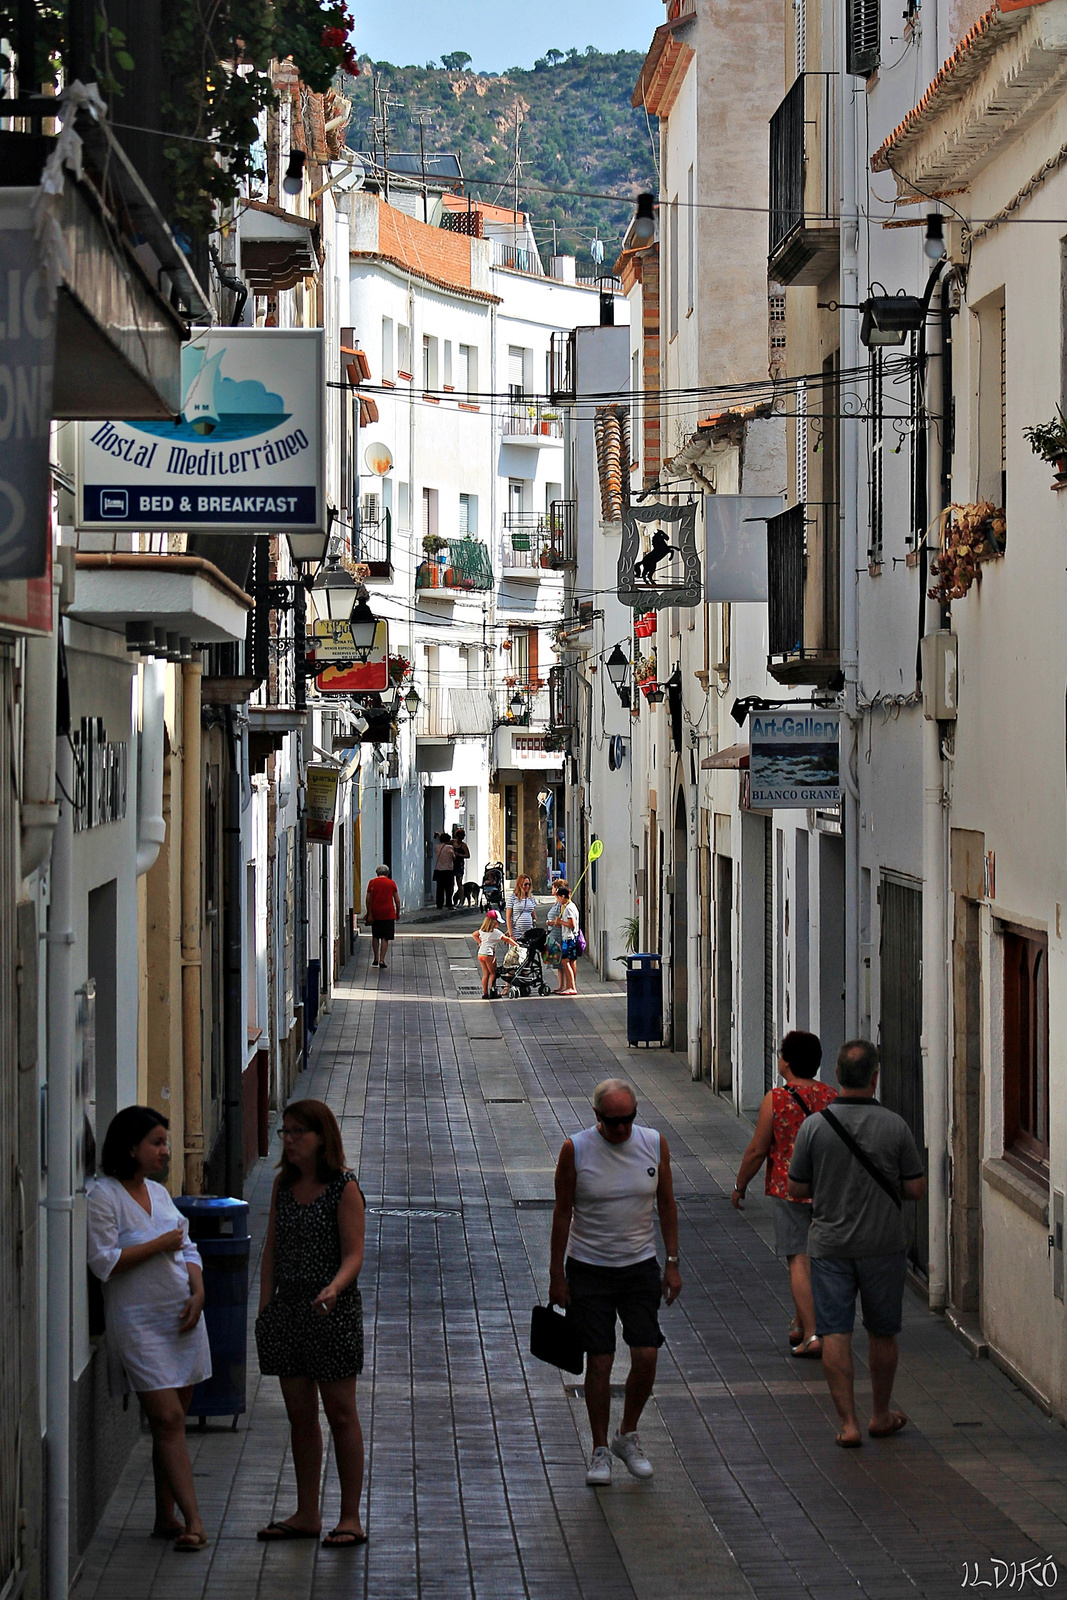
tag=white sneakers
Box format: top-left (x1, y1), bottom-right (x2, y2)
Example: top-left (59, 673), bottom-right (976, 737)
top-left (610, 1430), bottom-right (654, 1479)
top-left (585, 1446), bottom-right (613, 1485)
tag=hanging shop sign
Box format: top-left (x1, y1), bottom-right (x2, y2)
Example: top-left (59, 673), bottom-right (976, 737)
top-left (617, 500), bottom-right (701, 611)
top-left (747, 711), bottom-right (840, 809)
top-left (305, 764), bottom-right (341, 844)
top-left (314, 619), bottom-right (389, 693)
top-left (0, 191), bottom-right (56, 579)
top-left (74, 328), bottom-right (325, 536)
top-left (704, 494), bottom-right (785, 603)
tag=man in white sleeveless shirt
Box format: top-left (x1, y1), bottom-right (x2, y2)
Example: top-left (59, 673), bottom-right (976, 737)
top-left (549, 1078), bottom-right (682, 1485)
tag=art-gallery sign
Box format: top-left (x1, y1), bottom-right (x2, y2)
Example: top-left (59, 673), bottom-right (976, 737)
top-left (748, 711), bottom-right (840, 809)
top-left (75, 329), bottom-right (324, 536)
top-left (0, 191), bottom-right (55, 579)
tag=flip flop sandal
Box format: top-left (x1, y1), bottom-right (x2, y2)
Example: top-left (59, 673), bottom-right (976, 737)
top-left (788, 1320), bottom-right (804, 1347)
top-left (792, 1336), bottom-right (823, 1359)
top-left (835, 1432), bottom-right (863, 1448)
top-left (322, 1529), bottom-right (368, 1547)
top-left (868, 1412), bottom-right (908, 1438)
top-left (256, 1521), bottom-right (321, 1541)
top-left (173, 1533), bottom-right (208, 1552)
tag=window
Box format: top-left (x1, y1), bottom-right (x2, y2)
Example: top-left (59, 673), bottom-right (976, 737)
top-left (398, 481), bottom-right (410, 528)
top-left (546, 480), bottom-right (562, 512)
top-left (846, 0), bottom-right (879, 76)
top-left (421, 486), bottom-right (438, 539)
top-left (769, 285), bottom-right (787, 378)
top-left (686, 166), bottom-right (694, 315)
top-left (508, 478), bottom-right (525, 519)
top-left (668, 198), bottom-right (679, 338)
top-left (794, 0), bottom-right (806, 74)
top-left (398, 323), bottom-right (412, 377)
top-left (458, 492), bottom-right (477, 536)
top-left (443, 339), bottom-right (453, 388)
top-left (508, 345), bottom-right (527, 399)
top-left (459, 342), bottom-right (478, 400)
top-left (504, 786), bottom-right (519, 881)
top-left (422, 334), bottom-right (438, 391)
top-left (382, 316), bottom-right (395, 380)
top-left (1003, 926), bottom-right (1049, 1178)
top-left (976, 289), bottom-right (1006, 509)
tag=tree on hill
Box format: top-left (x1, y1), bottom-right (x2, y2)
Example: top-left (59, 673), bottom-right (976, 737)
top-left (441, 51), bottom-right (472, 71)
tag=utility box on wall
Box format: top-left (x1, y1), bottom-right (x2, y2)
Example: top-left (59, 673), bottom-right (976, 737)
top-left (921, 631), bottom-right (958, 721)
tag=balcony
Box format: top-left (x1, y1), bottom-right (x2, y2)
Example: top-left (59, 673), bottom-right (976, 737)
top-left (490, 239), bottom-right (546, 277)
top-left (766, 503), bottom-right (840, 687)
top-left (494, 682), bottom-right (551, 729)
top-left (500, 503), bottom-right (576, 579)
top-left (768, 73), bottom-right (839, 287)
top-left (415, 538), bottom-right (494, 598)
top-left (355, 507), bottom-right (392, 578)
top-left (501, 401), bottom-right (564, 446)
top-left (549, 331), bottom-right (576, 404)
top-left (415, 686), bottom-right (494, 740)
top-left (549, 663), bottom-right (579, 730)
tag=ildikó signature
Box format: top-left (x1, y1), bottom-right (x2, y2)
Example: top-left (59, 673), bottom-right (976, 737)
top-left (962, 1559), bottom-right (1059, 1589)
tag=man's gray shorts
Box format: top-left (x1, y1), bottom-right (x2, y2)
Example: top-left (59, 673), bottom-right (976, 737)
top-left (773, 1197), bottom-right (813, 1258)
top-left (810, 1252), bottom-right (909, 1338)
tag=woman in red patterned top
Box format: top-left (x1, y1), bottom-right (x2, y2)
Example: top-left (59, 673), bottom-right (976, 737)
top-left (731, 1032), bottom-right (836, 1359)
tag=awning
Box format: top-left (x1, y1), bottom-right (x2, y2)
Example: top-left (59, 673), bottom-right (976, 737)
top-left (239, 201), bottom-right (320, 293)
top-left (701, 743), bottom-right (749, 770)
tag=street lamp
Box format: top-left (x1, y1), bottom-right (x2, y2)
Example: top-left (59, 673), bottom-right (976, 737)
top-left (924, 213), bottom-right (945, 261)
top-left (859, 292), bottom-right (927, 348)
top-left (283, 149), bottom-right (306, 195)
top-left (509, 690), bottom-right (525, 719)
top-left (347, 594), bottom-right (379, 662)
top-left (311, 558), bottom-right (359, 622)
top-left (606, 643), bottom-right (631, 707)
top-left (631, 192), bottom-right (656, 246)
top-left (403, 685), bottom-right (420, 717)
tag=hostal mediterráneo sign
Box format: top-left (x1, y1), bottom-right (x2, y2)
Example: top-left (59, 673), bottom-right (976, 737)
top-left (74, 329), bottom-right (324, 536)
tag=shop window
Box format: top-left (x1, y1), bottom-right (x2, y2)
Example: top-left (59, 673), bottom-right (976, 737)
top-left (1003, 926), bottom-right (1049, 1181)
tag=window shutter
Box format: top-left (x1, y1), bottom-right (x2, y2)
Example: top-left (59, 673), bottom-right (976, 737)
top-left (846, 0), bottom-right (879, 76)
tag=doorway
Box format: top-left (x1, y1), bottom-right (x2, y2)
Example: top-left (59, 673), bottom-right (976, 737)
top-left (423, 785), bottom-right (444, 901)
top-left (879, 873), bottom-right (927, 1277)
top-left (672, 791), bottom-right (689, 1054)
top-left (714, 853), bottom-right (733, 1091)
top-left (818, 833), bottom-right (845, 1071)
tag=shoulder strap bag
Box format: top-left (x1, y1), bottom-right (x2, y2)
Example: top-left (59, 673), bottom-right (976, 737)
top-left (819, 1107), bottom-right (902, 1210)
top-left (785, 1084), bottom-right (814, 1118)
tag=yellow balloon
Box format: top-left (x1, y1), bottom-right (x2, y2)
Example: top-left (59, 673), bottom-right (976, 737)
top-left (588, 839), bottom-right (604, 861)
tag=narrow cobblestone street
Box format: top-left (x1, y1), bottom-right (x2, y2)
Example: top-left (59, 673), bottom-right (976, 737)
top-left (74, 928), bottom-right (1067, 1600)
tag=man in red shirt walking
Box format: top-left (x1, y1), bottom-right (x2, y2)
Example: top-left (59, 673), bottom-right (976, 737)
top-left (365, 865), bottom-right (401, 970)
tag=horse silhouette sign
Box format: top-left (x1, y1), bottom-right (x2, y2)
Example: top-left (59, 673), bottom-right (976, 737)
top-left (617, 500), bottom-right (701, 611)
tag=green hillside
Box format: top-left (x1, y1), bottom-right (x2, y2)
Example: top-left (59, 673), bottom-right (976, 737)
top-left (344, 48), bottom-right (657, 262)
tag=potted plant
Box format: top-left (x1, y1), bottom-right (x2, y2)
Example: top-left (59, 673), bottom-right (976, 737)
top-left (422, 533), bottom-right (447, 557)
top-left (928, 501), bottom-right (1006, 605)
top-left (1024, 407), bottom-right (1067, 481)
top-left (619, 914), bottom-right (641, 955)
top-left (634, 611), bottom-right (657, 639)
top-left (416, 562), bottom-right (438, 589)
top-left (634, 652), bottom-right (658, 698)
top-left (388, 652), bottom-right (411, 684)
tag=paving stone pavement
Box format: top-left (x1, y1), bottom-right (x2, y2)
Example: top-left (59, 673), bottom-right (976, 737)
top-left (73, 927), bottom-right (1067, 1600)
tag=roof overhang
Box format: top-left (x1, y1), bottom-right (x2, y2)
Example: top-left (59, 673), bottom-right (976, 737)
top-left (872, 0), bottom-right (1067, 194)
top-left (239, 201), bottom-right (320, 293)
top-left (632, 19), bottom-right (696, 118)
top-left (69, 553), bottom-right (251, 644)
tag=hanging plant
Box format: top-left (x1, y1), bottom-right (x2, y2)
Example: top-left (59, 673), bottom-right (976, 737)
top-left (422, 533), bottom-right (447, 556)
top-left (387, 652), bottom-right (411, 683)
top-left (1023, 407), bottom-right (1067, 477)
top-left (928, 501), bottom-right (1006, 605)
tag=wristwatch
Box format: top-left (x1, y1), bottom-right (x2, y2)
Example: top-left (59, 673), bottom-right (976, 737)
top-left (665, 1254), bottom-right (680, 1265)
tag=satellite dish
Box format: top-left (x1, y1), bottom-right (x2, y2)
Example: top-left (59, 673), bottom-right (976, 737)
top-left (364, 441), bottom-right (393, 475)
top-left (333, 154), bottom-right (366, 194)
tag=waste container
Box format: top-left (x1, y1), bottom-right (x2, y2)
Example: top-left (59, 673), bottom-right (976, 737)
top-left (622, 953), bottom-right (663, 1047)
top-left (174, 1195), bottom-right (250, 1429)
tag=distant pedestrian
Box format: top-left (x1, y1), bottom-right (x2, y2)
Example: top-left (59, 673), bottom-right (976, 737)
top-left (432, 832), bottom-right (455, 909)
top-left (550, 1078), bottom-right (681, 1486)
top-left (364, 864), bottom-right (400, 969)
top-left (732, 1031), bottom-right (835, 1359)
top-left (87, 1107), bottom-right (210, 1552)
top-left (256, 1100), bottom-right (367, 1546)
top-left (501, 873), bottom-right (537, 993)
top-left (548, 879), bottom-right (580, 996)
top-left (472, 908), bottom-right (511, 997)
top-left (451, 827), bottom-right (470, 905)
top-left (788, 1040), bottom-right (926, 1448)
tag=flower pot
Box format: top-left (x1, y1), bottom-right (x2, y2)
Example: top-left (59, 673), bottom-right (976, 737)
top-left (1055, 455), bottom-right (1067, 483)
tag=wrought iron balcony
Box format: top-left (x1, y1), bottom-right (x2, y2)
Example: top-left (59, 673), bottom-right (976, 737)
top-left (494, 683), bottom-right (551, 728)
top-left (501, 401), bottom-right (564, 443)
top-left (415, 538), bottom-right (494, 594)
top-left (549, 663), bottom-right (579, 729)
top-left (768, 73), bottom-right (839, 286)
top-left (766, 503), bottom-right (841, 687)
top-left (490, 239), bottom-right (546, 277)
top-left (549, 331), bottom-right (576, 404)
top-left (354, 506), bottom-right (392, 577)
top-left (500, 503), bottom-right (576, 576)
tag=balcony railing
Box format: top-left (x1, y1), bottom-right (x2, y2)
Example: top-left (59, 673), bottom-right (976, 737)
top-left (767, 503), bottom-right (841, 686)
top-left (549, 663), bottom-right (579, 729)
top-left (355, 507), bottom-right (391, 573)
top-left (501, 502), bottom-right (576, 573)
top-left (415, 537), bottom-right (494, 593)
top-left (502, 402), bottom-right (563, 441)
top-left (494, 683), bottom-right (551, 728)
top-left (768, 73), bottom-right (839, 286)
top-left (490, 239), bottom-right (546, 277)
top-left (415, 686), bottom-right (494, 737)
top-left (549, 331), bottom-right (576, 404)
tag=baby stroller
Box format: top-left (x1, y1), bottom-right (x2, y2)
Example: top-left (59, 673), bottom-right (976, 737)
top-left (497, 926), bottom-right (551, 999)
top-left (479, 862), bottom-right (506, 913)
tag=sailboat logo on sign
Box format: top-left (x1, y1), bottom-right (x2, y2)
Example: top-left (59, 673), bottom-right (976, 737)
top-left (130, 345), bottom-right (292, 443)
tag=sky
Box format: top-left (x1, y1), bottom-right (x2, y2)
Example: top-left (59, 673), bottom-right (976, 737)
top-left (353, 0), bottom-right (660, 75)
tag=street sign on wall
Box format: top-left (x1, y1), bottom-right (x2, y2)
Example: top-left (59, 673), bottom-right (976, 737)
top-left (306, 765), bottom-right (340, 844)
top-left (0, 192), bottom-right (56, 579)
top-left (314, 620), bottom-right (389, 693)
top-left (74, 329), bottom-right (324, 537)
top-left (748, 711), bottom-right (840, 809)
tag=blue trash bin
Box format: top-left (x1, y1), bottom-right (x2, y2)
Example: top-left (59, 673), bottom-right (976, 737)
top-left (622, 953), bottom-right (663, 1047)
top-left (174, 1195), bottom-right (250, 1429)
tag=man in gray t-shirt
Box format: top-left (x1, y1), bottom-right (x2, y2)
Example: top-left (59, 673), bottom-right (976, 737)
top-left (789, 1039), bottom-right (926, 1449)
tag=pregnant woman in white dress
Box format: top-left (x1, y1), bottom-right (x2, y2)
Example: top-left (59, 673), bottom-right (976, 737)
top-left (87, 1107), bottom-right (212, 1552)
